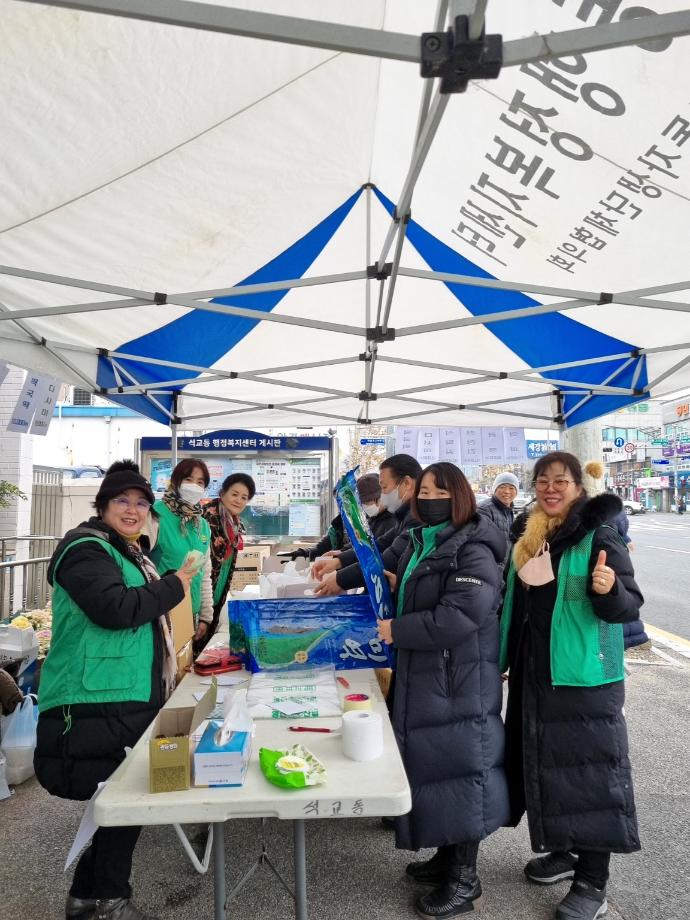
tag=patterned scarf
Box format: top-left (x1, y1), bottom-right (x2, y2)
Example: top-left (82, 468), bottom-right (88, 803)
top-left (125, 538), bottom-right (177, 701)
top-left (162, 487), bottom-right (202, 534)
top-left (513, 506), bottom-right (570, 573)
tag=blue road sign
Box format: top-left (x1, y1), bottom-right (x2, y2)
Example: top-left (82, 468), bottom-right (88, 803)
top-left (360, 438), bottom-right (386, 446)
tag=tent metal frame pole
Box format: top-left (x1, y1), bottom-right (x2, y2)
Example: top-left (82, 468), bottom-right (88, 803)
top-left (23, 1), bottom-right (690, 70)
top-left (413, 1), bottom-right (447, 144)
top-left (374, 351), bottom-right (638, 378)
top-left (562, 358), bottom-right (637, 422)
top-left (19, 0), bottom-right (422, 61)
top-left (109, 358), bottom-right (176, 422)
top-left (377, 89), bottom-right (450, 274)
top-left (105, 373), bottom-right (231, 394)
top-left (181, 404), bottom-right (359, 424)
top-left (0, 298), bottom-right (99, 391)
top-left (171, 394), bottom-right (179, 467)
top-left (645, 353), bottom-right (690, 391)
top-left (613, 296), bottom-right (690, 314)
top-left (396, 266), bottom-right (604, 301)
top-left (396, 296), bottom-right (598, 336)
top-left (504, 10), bottom-right (690, 67)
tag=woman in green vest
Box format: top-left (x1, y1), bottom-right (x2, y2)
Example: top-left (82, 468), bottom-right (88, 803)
top-left (500, 451), bottom-right (643, 920)
top-left (201, 471), bottom-right (255, 637)
top-left (34, 460), bottom-right (195, 920)
top-left (150, 458), bottom-right (213, 654)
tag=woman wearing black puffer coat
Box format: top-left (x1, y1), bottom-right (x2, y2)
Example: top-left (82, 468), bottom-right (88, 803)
top-left (500, 451), bottom-right (642, 920)
top-left (376, 462), bottom-right (510, 920)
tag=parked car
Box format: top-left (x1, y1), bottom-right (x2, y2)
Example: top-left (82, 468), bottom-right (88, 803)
top-left (622, 498), bottom-right (646, 515)
top-left (61, 465), bottom-right (106, 479)
top-left (512, 493), bottom-right (534, 512)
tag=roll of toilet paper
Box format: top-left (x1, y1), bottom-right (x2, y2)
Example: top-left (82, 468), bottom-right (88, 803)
top-left (341, 710), bottom-right (383, 762)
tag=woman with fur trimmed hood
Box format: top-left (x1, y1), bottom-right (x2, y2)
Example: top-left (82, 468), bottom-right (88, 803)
top-left (500, 451), bottom-right (642, 920)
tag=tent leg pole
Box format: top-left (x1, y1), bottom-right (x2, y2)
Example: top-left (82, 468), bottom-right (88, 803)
top-left (171, 393), bottom-right (179, 467)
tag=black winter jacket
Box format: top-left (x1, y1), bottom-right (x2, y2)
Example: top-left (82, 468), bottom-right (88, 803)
top-left (383, 515), bottom-right (510, 851)
top-left (504, 493), bottom-right (642, 855)
top-left (477, 496), bottom-right (513, 563)
top-left (335, 503), bottom-right (416, 591)
top-left (34, 518), bottom-right (184, 801)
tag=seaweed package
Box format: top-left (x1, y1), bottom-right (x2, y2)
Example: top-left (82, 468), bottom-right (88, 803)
top-left (233, 595), bottom-right (391, 673)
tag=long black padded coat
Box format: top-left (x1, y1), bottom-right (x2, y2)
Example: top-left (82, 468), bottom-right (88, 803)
top-left (503, 493), bottom-right (642, 855)
top-left (382, 514), bottom-right (510, 851)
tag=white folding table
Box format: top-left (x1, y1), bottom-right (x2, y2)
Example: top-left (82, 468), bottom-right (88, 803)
top-left (94, 657), bottom-right (411, 920)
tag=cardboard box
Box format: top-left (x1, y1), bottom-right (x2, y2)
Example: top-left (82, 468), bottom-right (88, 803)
top-left (169, 593), bottom-right (194, 653)
top-left (229, 545), bottom-right (272, 590)
top-left (175, 639), bottom-right (193, 684)
top-left (193, 721), bottom-right (252, 787)
top-left (149, 683), bottom-right (216, 793)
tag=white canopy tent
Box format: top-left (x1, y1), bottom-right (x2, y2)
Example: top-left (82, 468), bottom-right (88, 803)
top-left (2, 0), bottom-right (690, 433)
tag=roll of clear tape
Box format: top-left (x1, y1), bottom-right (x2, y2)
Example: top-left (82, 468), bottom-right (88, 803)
top-left (341, 710), bottom-right (383, 762)
top-left (343, 693), bottom-right (372, 712)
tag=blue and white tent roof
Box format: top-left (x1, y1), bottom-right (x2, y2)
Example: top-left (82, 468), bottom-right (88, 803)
top-left (1, 0), bottom-right (690, 429)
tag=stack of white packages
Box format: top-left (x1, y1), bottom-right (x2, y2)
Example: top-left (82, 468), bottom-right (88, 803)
top-left (247, 666), bottom-right (341, 719)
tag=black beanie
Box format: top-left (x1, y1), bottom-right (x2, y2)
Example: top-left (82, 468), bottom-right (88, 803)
top-left (95, 460), bottom-right (155, 509)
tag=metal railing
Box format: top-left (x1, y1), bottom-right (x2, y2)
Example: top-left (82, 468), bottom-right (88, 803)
top-left (0, 536), bottom-right (59, 621)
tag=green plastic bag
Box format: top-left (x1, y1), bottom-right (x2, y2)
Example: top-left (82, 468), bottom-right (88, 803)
top-left (259, 744), bottom-right (327, 790)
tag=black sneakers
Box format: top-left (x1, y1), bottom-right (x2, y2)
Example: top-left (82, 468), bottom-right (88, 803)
top-left (555, 880), bottom-right (607, 920)
top-left (524, 851), bottom-right (578, 885)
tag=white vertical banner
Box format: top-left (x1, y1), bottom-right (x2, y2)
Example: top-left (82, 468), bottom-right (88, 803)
top-left (439, 428), bottom-right (461, 464)
top-left (417, 429), bottom-right (439, 467)
top-left (503, 427), bottom-right (526, 462)
top-left (460, 427), bottom-right (483, 464)
top-left (6, 370), bottom-right (45, 433)
top-left (395, 426), bottom-right (418, 457)
top-left (30, 376), bottom-right (60, 436)
top-left (0, 361), bottom-right (10, 387)
top-left (482, 427), bottom-right (505, 464)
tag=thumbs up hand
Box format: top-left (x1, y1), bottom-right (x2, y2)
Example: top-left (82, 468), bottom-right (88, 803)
top-left (591, 549), bottom-right (615, 595)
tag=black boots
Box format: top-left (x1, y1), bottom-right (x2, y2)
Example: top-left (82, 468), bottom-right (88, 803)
top-left (414, 843), bottom-right (483, 919)
top-left (406, 846), bottom-right (454, 886)
top-left (66, 895), bottom-right (98, 920)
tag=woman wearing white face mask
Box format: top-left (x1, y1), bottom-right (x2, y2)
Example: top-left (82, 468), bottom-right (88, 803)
top-left (150, 459), bottom-right (213, 653)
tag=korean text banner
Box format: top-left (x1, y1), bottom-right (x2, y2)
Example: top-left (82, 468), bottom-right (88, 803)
top-left (336, 469), bottom-right (394, 621)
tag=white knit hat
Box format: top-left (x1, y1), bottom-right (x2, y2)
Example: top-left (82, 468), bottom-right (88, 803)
top-left (581, 460), bottom-right (605, 496)
top-left (492, 472), bottom-right (519, 493)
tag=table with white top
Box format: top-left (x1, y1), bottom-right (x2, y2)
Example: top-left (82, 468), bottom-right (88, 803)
top-left (93, 642), bottom-right (411, 920)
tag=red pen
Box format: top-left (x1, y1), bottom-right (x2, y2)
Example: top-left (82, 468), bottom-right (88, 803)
top-left (288, 726), bottom-right (336, 733)
top-left (336, 676), bottom-right (350, 688)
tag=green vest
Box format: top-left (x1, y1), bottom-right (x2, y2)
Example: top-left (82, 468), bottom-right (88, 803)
top-left (150, 501), bottom-right (210, 618)
top-left (38, 537), bottom-right (154, 712)
top-left (499, 529), bottom-right (624, 687)
top-left (396, 522), bottom-right (448, 617)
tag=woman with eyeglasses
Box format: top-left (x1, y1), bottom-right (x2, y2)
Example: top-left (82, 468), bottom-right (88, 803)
top-left (500, 451), bottom-right (642, 920)
top-left (35, 461), bottom-right (196, 920)
top-left (150, 458), bottom-right (214, 655)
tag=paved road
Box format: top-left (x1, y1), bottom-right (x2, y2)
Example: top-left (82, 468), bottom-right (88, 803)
top-left (626, 513), bottom-right (690, 640)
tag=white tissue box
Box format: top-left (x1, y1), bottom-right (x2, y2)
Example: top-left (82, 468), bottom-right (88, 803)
top-left (193, 722), bottom-right (252, 787)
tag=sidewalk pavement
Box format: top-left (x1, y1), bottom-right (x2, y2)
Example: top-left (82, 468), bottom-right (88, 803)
top-left (1, 637), bottom-right (688, 920)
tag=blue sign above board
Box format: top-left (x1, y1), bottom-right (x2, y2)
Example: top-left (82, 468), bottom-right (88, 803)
top-left (525, 439), bottom-right (559, 460)
top-left (614, 437), bottom-right (625, 448)
top-left (359, 438), bottom-right (386, 445)
top-left (140, 429), bottom-right (332, 452)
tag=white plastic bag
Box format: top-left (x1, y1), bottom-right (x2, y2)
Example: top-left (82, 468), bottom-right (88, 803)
top-left (0, 695), bottom-right (37, 785)
top-left (0, 752), bottom-right (12, 800)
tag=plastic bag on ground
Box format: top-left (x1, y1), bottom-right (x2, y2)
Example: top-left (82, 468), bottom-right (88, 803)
top-left (0, 695), bottom-right (37, 785)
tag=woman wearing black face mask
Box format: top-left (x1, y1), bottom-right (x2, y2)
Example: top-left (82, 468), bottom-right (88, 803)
top-left (376, 462), bottom-right (509, 920)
